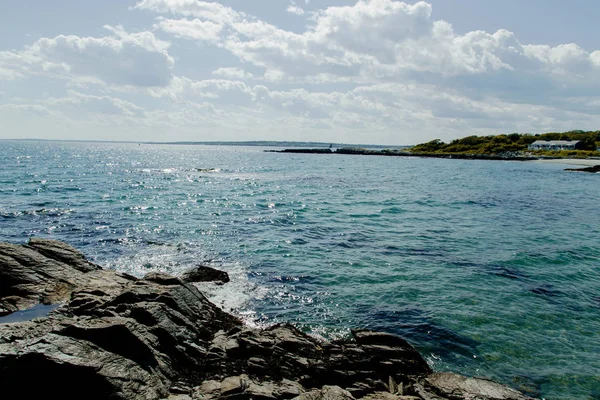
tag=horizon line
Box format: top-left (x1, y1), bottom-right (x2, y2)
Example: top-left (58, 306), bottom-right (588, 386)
top-left (0, 138), bottom-right (412, 147)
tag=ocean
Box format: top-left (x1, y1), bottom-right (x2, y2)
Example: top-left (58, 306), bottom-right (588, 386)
top-left (1, 140), bottom-right (598, 399)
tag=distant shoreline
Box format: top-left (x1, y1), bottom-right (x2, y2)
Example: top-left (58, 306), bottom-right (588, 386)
top-left (0, 138), bottom-right (407, 149)
top-left (268, 147), bottom-right (600, 165)
top-left (268, 147), bottom-right (540, 161)
top-left (533, 158), bottom-right (600, 166)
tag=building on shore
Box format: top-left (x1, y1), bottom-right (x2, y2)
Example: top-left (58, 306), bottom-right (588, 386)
top-left (528, 140), bottom-right (581, 150)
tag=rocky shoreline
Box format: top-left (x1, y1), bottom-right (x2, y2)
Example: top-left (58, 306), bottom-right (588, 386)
top-left (0, 238), bottom-right (535, 400)
top-left (564, 164), bottom-right (600, 173)
top-left (265, 148), bottom-right (541, 161)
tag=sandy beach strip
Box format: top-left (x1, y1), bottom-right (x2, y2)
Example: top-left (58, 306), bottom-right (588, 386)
top-left (532, 158), bottom-right (600, 166)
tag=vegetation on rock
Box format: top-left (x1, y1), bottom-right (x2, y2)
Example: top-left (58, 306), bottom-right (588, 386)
top-left (410, 130), bottom-right (600, 156)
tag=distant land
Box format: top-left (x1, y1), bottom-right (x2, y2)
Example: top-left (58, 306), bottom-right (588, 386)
top-left (150, 140), bottom-right (409, 149)
top-left (409, 130), bottom-right (600, 157)
top-left (5, 138), bottom-right (408, 150)
top-left (269, 130), bottom-right (600, 161)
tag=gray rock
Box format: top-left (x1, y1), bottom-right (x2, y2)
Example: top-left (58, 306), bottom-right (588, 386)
top-left (167, 395), bottom-right (193, 400)
top-left (247, 380), bottom-right (278, 399)
top-left (294, 386), bottom-right (355, 400)
top-left (424, 373), bottom-right (535, 400)
top-left (565, 165), bottom-right (600, 173)
top-left (274, 379), bottom-right (306, 399)
top-left (0, 239), bottom-right (537, 400)
top-left (0, 239), bottom-right (240, 399)
top-left (411, 383), bottom-right (445, 400)
top-left (194, 380), bottom-right (222, 399)
top-left (359, 393), bottom-right (420, 400)
top-left (220, 375), bottom-right (249, 396)
top-left (181, 265), bottom-right (230, 284)
top-left (0, 238), bottom-right (130, 315)
top-left (27, 237), bottom-right (101, 273)
top-left (145, 272), bottom-right (184, 286)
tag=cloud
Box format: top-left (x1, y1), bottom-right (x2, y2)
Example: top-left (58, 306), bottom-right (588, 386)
top-left (4, 0), bottom-right (600, 143)
top-left (46, 90), bottom-right (146, 117)
top-left (143, 73), bottom-right (600, 142)
top-left (212, 67), bottom-right (254, 80)
top-left (287, 5), bottom-right (305, 15)
top-left (154, 17), bottom-right (223, 41)
top-left (0, 103), bottom-right (52, 117)
top-left (1, 26), bottom-right (174, 87)
top-left (0, 67), bottom-right (25, 80)
top-left (138, 0), bottom-right (600, 95)
top-left (134, 0), bottom-right (241, 24)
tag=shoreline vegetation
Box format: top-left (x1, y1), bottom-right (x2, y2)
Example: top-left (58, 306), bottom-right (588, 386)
top-left (0, 238), bottom-right (536, 400)
top-left (267, 131), bottom-right (600, 169)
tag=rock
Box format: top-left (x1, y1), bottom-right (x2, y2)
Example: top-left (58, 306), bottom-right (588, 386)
top-left (144, 272), bottom-right (183, 286)
top-left (171, 382), bottom-right (193, 394)
top-left (194, 380), bottom-right (222, 399)
top-left (565, 165), bottom-right (600, 173)
top-left (0, 239), bottom-right (241, 399)
top-left (345, 382), bottom-right (374, 398)
top-left (27, 237), bottom-right (102, 273)
top-left (247, 381), bottom-right (278, 399)
top-left (274, 379), bottom-right (306, 399)
top-left (168, 395), bottom-right (192, 400)
top-left (181, 265), bottom-right (230, 284)
top-left (0, 239), bottom-right (537, 400)
top-left (211, 330), bottom-right (241, 355)
top-left (349, 330), bottom-right (432, 378)
top-left (220, 375), bottom-right (249, 396)
top-left (0, 238), bottom-right (130, 316)
top-left (411, 383), bottom-right (444, 400)
top-left (424, 372), bottom-right (535, 400)
top-left (359, 392), bottom-right (419, 400)
top-left (388, 376), bottom-right (398, 394)
top-left (294, 386), bottom-right (355, 400)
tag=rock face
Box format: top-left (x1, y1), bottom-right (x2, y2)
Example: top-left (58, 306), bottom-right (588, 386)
top-left (0, 239), bottom-right (536, 400)
top-left (420, 373), bottom-right (534, 400)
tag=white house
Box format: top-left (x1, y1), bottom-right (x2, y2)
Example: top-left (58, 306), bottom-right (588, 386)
top-left (528, 140), bottom-right (580, 150)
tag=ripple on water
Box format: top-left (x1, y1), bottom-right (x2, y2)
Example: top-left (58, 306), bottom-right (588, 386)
top-left (0, 142), bottom-right (599, 400)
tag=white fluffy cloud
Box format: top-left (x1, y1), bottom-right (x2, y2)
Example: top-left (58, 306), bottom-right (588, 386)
top-left (0, 26), bottom-right (173, 87)
top-left (212, 67), bottom-right (254, 80)
top-left (137, 0), bottom-right (600, 93)
top-left (287, 4), bottom-right (305, 15)
top-left (46, 90), bottom-right (146, 117)
top-left (2, 1), bottom-right (600, 143)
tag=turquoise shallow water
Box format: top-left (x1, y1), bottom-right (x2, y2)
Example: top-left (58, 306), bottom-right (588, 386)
top-left (1, 141), bottom-right (599, 399)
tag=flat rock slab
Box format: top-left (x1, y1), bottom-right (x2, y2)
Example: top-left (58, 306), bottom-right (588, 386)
top-left (295, 386), bottom-right (355, 400)
top-left (424, 373), bottom-right (535, 400)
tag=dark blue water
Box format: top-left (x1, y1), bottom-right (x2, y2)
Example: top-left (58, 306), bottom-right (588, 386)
top-left (1, 141), bottom-right (599, 399)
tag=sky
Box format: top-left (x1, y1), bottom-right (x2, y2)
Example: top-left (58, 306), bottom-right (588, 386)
top-left (1, 0), bottom-right (599, 145)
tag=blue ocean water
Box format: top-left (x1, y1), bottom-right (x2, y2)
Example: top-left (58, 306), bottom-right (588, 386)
top-left (1, 140), bottom-right (598, 399)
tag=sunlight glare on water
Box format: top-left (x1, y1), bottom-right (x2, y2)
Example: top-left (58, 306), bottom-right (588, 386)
top-left (1, 141), bottom-right (599, 399)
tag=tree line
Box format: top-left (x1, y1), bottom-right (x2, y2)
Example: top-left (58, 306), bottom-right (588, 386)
top-left (410, 130), bottom-right (600, 155)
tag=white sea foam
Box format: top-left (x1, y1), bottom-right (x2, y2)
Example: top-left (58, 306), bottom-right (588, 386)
top-left (102, 244), bottom-right (268, 326)
top-left (190, 261), bottom-right (269, 324)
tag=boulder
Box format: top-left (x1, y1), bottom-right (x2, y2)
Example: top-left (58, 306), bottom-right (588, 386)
top-left (181, 265), bottom-right (230, 284)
